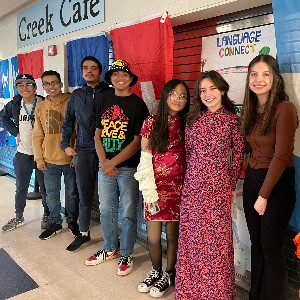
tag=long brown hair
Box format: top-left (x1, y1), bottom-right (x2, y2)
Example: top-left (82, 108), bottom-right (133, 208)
top-left (240, 55), bottom-right (289, 135)
top-left (187, 70), bottom-right (236, 127)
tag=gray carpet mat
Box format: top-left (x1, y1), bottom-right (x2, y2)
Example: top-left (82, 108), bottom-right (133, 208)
top-left (0, 248), bottom-right (38, 299)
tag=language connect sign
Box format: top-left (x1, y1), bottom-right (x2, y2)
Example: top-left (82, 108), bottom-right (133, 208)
top-left (202, 24), bottom-right (276, 104)
top-left (17, 0), bottom-right (104, 48)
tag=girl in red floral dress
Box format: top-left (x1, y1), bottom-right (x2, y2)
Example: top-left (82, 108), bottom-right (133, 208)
top-left (175, 71), bottom-right (245, 300)
top-left (135, 79), bottom-right (190, 298)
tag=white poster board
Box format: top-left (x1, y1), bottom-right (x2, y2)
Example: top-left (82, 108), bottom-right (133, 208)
top-left (202, 24), bottom-right (277, 105)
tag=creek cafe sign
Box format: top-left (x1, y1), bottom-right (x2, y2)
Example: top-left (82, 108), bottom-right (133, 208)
top-left (17, 0), bottom-right (104, 48)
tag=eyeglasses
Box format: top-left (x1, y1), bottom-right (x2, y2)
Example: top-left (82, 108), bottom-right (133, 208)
top-left (169, 91), bottom-right (187, 102)
top-left (16, 83), bottom-right (34, 88)
top-left (42, 81), bottom-right (61, 87)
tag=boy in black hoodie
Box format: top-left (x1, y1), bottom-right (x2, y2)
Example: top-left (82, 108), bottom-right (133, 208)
top-left (61, 56), bottom-right (113, 252)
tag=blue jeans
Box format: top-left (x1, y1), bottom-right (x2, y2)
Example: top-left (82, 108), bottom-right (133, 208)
top-left (99, 167), bottom-right (139, 256)
top-left (43, 163), bottom-right (79, 225)
top-left (14, 152), bottom-right (48, 215)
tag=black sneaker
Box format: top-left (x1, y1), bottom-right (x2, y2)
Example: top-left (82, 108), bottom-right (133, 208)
top-left (138, 267), bottom-right (163, 293)
top-left (39, 223), bottom-right (62, 240)
top-left (68, 221), bottom-right (80, 237)
top-left (149, 271), bottom-right (172, 298)
top-left (66, 232), bottom-right (91, 253)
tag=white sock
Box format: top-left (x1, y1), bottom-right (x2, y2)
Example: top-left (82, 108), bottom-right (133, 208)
top-left (81, 231), bottom-right (88, 236)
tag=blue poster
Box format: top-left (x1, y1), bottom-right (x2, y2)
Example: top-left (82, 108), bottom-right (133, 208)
top-left (67, 35), bottom-right (109, 89)
top-left (0, 59), bottom-right (10, 99)
top-left (11, 56), bottom-right (19, 96)
top-left (0, 61), bottom-right (3, 99)
top-left (273, 0), bottom-right (300, 231)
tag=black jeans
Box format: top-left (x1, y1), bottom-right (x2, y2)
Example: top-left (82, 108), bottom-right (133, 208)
top-left (74, 150), bottom-right (99, 232)
top-left (14, 152), bottom-right (49, 215)
top-left (243, 166), bottom-right (296, 300)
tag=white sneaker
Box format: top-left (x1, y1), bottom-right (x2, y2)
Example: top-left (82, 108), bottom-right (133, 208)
top-left (85, 249), bottom-right (119, 266)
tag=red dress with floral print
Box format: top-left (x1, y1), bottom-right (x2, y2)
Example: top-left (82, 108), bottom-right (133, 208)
top-left (175, 107), bottom-right (245, 300)
top-left (140, 114), bottom-right (186, 221)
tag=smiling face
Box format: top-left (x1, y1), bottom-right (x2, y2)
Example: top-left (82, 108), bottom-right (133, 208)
top-left (16, 81), bottom-right (37, 103)
top-left (42, 75), bottom-right (63, 99)
top-left (199, 78), bottom-right (223, 112)
top-left (167, 83), bottom-right (188, 116)
top-left (110, 70), bottom-right (133, 96)
top-left (82, 60), bottom-right (102, 87)
top-left (248, 61), bottom-right (273, 104)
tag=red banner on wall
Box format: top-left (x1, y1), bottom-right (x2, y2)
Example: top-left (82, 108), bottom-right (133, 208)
top-left (18, 49), bottom-right (44, 78)
top-left (17, 49), bottom-right (44, 95)
top-left (110, 15), bottom-right (174, 113)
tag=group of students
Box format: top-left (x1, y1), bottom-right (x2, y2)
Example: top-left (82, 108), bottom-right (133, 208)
top-left (0, 54), bottom-right (298, 300)
top-left (135, 54), bottom-right (297, 300)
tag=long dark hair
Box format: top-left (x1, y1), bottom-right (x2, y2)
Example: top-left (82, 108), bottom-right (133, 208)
top-left (240, 54), bottom-right (289, 135)
top-left (187, 70), bottom-right (236, 127)
top-left (149, 79), bottom-right (190, 153)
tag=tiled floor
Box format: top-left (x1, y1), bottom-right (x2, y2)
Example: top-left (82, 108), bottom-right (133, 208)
top-left (0, 175), bottom-right (249, 300)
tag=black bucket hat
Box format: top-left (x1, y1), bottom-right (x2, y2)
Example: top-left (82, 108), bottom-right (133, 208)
top-left (104, 59), bottom-right (138, 87)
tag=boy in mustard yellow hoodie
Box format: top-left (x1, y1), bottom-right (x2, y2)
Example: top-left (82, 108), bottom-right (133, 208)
top-left (33, 70), bottom-right (79, 241)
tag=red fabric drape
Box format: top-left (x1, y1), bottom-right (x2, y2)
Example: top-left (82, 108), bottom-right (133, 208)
top-left (110, 16), bottom-right (174, 100)
top-left (17, 49), bottom-right (44, 79)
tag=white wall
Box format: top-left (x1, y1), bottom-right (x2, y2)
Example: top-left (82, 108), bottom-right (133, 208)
top-left (0, 0), bottom-right (272, 89)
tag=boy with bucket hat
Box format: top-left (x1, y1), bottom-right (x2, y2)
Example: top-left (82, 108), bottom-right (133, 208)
top-left (85, 59), bottom-right (149, 275)
top-left (0, 74), bottom-right (49, 231)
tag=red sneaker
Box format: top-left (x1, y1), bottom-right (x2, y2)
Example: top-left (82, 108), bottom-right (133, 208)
top-left (85, 249), bottom-right (119, 266)
top-left (117, 255), bottom-right (133, 276)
